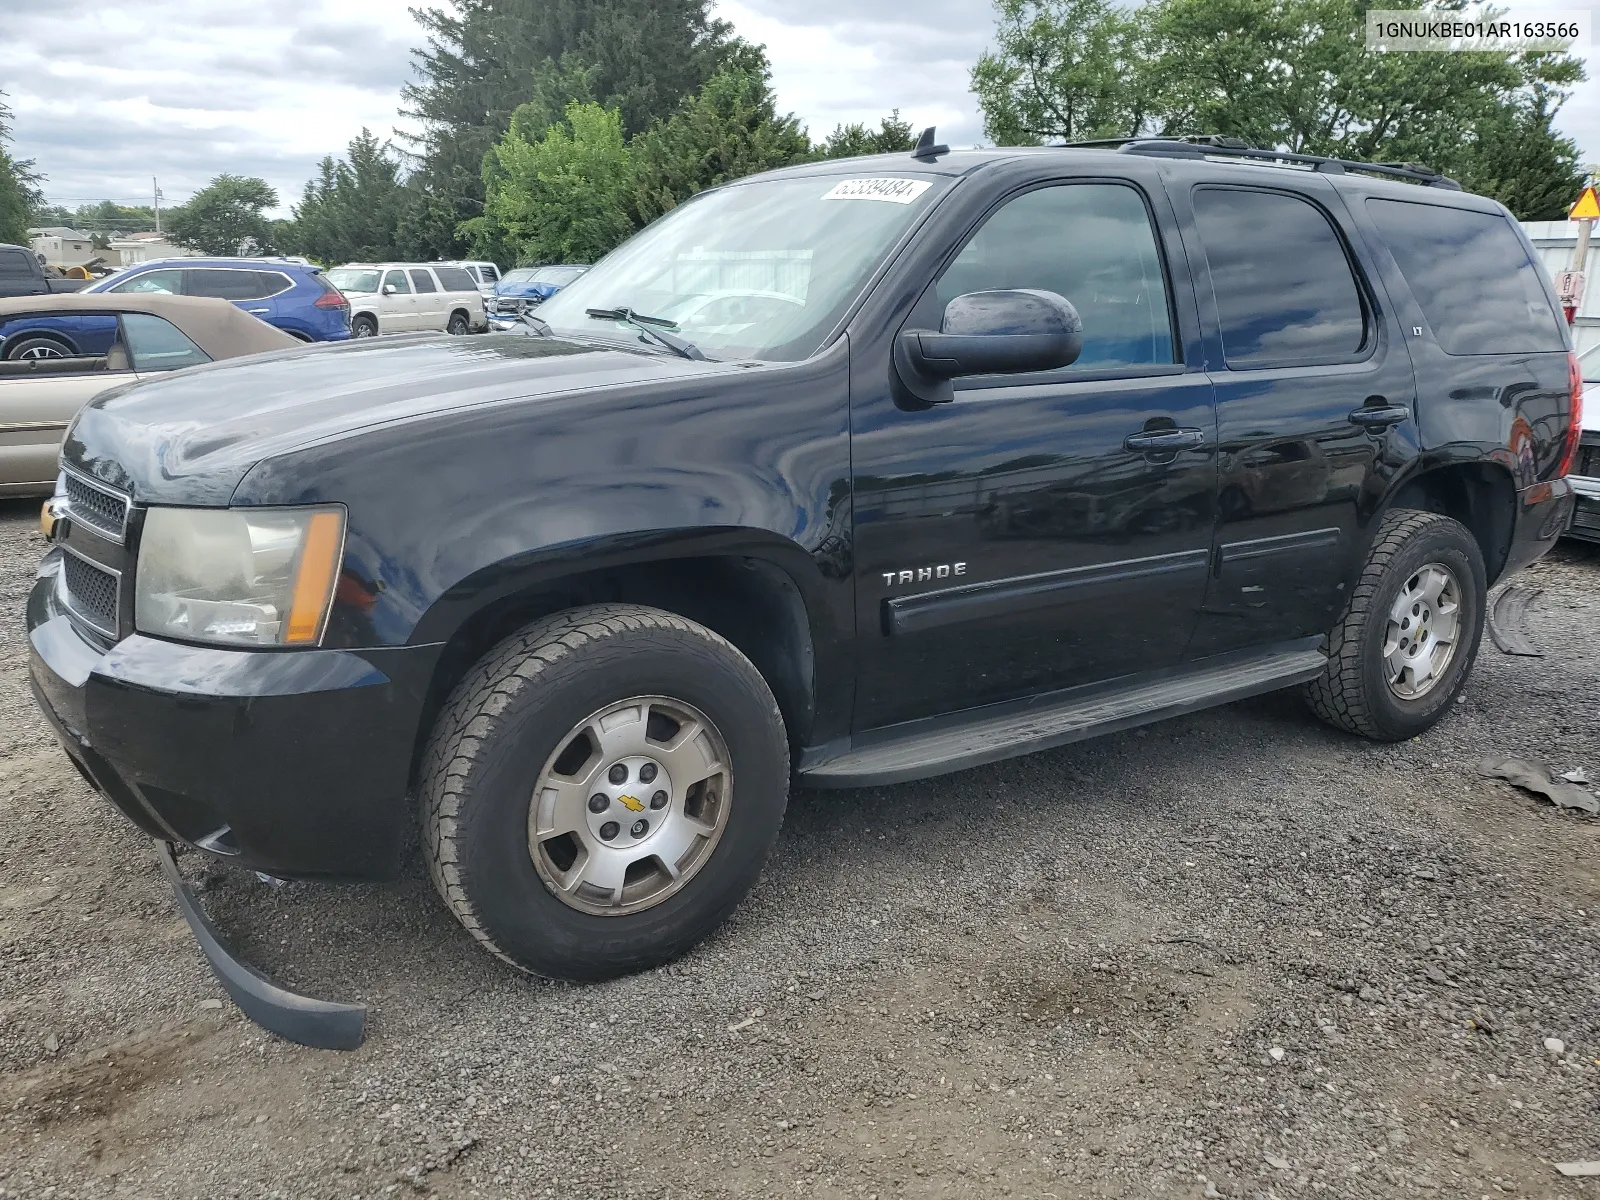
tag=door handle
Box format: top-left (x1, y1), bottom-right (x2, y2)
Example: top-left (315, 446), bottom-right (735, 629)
top-left (1348, 403), bottom-right (1410, 429)
top-left (1125, 428), bottom-right (1206, 452)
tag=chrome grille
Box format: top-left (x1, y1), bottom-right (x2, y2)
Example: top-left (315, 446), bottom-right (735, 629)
top-left (63, 471), bottom-right (129, 541)
top-left (59, 549), bottom-right (119, 635)
top-left (1577, 438), bottom-right (1600, 480)
top-left (493, 297), bottom-right (525, 316)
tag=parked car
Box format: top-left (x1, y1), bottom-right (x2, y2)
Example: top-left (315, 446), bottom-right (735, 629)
top-left (487, 264), bottom-right (588, 329)
top-left (439, 260), bottom-right (503, 301)
top-left (326, 263), bottom-right (487, 337)
top-left (0, 293), bottom-right (295, 495)
top-left (0, 243), bottom-right (87, 298)
top-left (27, 137), bottom-right (1581, 1048)
top-left (82, 258), bottom-right (349, 343)
top-left (1567, 386), bottom-right (1600, 541)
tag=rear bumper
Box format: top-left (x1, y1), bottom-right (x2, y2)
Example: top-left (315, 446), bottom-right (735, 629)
top-left (1500, 477), bottom-right (1578, 577)
top-left (26, 561), bottom-right (439, 880)
top-left (1566, 474), bottom-right (1600, 543)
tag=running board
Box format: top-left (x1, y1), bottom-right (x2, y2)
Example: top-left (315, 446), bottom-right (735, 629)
top-left (799, 640), bottom-right (1327, 788)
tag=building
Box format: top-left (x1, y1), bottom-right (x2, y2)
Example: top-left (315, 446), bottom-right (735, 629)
top-left (106, 233), bottom-right (200, 266)
top-left (28, 228), bottom-right (98, 269)
top-left (1522, 220), bottom-right (1600, 381)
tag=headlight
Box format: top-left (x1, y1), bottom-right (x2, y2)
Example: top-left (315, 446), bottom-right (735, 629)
top-left (135, 506), bottom-right (346, 647)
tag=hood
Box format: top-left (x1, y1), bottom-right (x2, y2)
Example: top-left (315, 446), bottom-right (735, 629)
top-left (64, 331), bottom-right (738, 505)
top-left (496, 281), bottom-right (562, 299)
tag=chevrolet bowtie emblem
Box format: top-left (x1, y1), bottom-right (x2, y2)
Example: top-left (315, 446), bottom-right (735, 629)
top-left (39, 499), bottom-right (64, 541)
top-left (616, 794), bottom-right (644, 812)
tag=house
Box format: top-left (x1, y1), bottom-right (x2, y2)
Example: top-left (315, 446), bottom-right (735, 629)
top-left (106, 233), bottom-right (201, 266)
top-left (28, 229), bottom-right (98, 268)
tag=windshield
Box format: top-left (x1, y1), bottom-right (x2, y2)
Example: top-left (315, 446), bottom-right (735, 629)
top-left (326, 268), bottom-right (380, 294)
top-left (536, 173), bottom-right (945, 361)
top-left (503, 268), bottom-right (539, 285)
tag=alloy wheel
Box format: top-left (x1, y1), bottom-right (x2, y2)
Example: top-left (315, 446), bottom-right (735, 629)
top-left (1382, 561), bottom-right (1462, 700)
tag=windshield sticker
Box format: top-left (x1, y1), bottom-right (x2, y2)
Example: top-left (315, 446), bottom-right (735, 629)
top-left (821, 178), bottom-right (932, 204)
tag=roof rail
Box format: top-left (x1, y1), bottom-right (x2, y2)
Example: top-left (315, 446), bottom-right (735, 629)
top-left (1062, 135), bottom-right (1462, 191)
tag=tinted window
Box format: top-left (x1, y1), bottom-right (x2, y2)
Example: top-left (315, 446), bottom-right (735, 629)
top-left (1367, 199), bottom-right (1563, 355)
top-left (254, 271), bottom-right (294, 298)
top-left (931, 183), bottom-right (1175, 371)
top-left (433, 266), bottom-right (476, 292)
top-left (121, 313), bottom-right (211, 371)
top-left (0, 249), bottom-right (33, 279)
top-left (382, 270), bottom-right (411, 294)
top-left (184, 269), bottom-right (268, 300)
top-left (108, 268), bottom-right (184, 295)
top-left (1192, 188), bottom-right (1366, 367)
top-left (0, 313), bottom-right (124, 375)
top-left (409, 268), bottom-right (438, 293)
top-left (480, 264), bottom-right (499, 282)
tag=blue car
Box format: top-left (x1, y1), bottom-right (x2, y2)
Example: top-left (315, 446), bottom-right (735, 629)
top-left (487, 264), bottom-right (587, 329)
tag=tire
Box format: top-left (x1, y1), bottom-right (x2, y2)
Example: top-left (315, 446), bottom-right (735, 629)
top-left (1304, 509), bottom-right (1487, 741)
top-left (447, 310), bottom-right (470, 335)
top-left (351, 315), bottom-right (378, 338)
top-left (420, 603), bottom-right (790, 980)
top-left (5, 334), bottom-right (71, 361)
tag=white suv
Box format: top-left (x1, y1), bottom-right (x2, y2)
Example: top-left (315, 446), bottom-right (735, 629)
top-left (325, 263), bottom-right (487, 338)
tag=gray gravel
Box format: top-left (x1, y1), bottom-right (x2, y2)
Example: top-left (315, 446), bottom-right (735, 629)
top-left (1, 492), bottom-right (1598, 1199)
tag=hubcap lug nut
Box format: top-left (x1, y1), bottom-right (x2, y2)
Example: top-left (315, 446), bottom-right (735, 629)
top-left (588, 793), bottom-right (609, 813)
top-left (608, 763), bottom-right (629, 785)
top-left (650, 790), bottom-right (668, 809)
top-left (598, 821), bottom-right (620, 841)
top-left (631, 819), bottom-right (648, 837)
top-left (639, 762), bottom-right (658, 783)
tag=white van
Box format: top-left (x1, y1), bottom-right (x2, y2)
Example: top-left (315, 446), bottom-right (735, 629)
top-left (326, 263), bottom-right (487, 338)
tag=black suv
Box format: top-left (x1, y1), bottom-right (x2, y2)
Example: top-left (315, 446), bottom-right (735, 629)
top-left (27, 138), bottom-right (1580, 1045)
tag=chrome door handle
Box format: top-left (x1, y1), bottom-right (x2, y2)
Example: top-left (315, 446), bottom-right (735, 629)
top-left (246, 307), bottom-right (269, 314)
top-left (1125, 428), bottom-right (1206, 452)
top-left (1348, 404), bottom-right (1410, 429)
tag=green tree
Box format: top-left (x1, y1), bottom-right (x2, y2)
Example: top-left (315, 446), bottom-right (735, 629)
top-left (468, 101), bottom-right (635, 265)
top-left (630, 52), bottom-right (811, 224)
top-left (400, 0), bottom-right (740, 258)
top-left (0, 92), bottom-right (43, 245)
top-left (288, 129), bottom-right (416, 264)
top-left (1444, 84), bottom-right (1585, 219)
top-left (970, 0), bottom-right (1154, 143)
top-left (817, 110), bottom-right (917, 158)
top-left (165, 175), bottom-right (279, 255)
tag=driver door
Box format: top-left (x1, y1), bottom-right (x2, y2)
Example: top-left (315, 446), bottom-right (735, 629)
top-left (849, 178), bottom-right (1218, 730)
top-left (380, 269), bottom-right (416, 332)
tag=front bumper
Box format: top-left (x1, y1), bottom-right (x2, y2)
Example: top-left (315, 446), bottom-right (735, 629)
top-left (27, 559), bottom-right (440, 880)
top-left (1566, 474), bottom-right (1600, 543)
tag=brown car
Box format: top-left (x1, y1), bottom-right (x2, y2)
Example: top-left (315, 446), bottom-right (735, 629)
top-left (0, 293), bottom-right (296, 496)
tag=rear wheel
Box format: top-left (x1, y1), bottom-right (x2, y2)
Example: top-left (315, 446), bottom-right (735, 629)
top-left (420, 604), bottom-right (789, 979)
top-left (5, 335), bottom-right (71, 360)
top-left (1304, 509), bottom-right (1486, 741)
top-left (351, 315), bottom-right (377, 338)
top-left (447, 310), bottom-right (470, 335)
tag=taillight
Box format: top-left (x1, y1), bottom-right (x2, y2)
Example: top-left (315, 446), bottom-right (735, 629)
top-left (1558, 351), bottom-right (1584, 476)
top-left (314, 289), bottom-right (348, 309)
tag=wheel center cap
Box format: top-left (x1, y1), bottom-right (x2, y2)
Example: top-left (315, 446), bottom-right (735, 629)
top-left (584, 756), bottom-right (673, 847)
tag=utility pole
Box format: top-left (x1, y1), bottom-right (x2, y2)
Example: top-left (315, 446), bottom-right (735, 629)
top-left (1561, 180), bottom-right (1600, 324)
top-left (153, 177), bottom-right (161, 235)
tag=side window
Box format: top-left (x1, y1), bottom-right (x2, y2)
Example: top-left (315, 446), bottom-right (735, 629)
top-left (1367, 199), bottom-right (1564, 355)
top-left (409, 268), bottom-right (439, 294)
top-left (185, 269), bottom-right (268, 301)
top-left (108, 268), bottom-right (184, 295)
top-left (120, 313), bottom-right (212, 372)
top-left (255, 271), bottom-right (294, 298)
top-left (1191, 188), bottom-right (1367, 368)
top-left (0, 248), bottom-right (34, 280)
top-left (382, 270), bottom-right (411, 294)
top-left (433, 266), bottom-right (476, 292)
top-left (0, 314), bottom-right (126, 375)
top-left (930, 183), bottom-right (1176, 372)
top-left (480, 264), bottom-right (499, 282)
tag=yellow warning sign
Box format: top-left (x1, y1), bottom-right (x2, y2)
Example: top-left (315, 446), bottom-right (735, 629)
top-left (1570, 185), bottom-right (1600, 220)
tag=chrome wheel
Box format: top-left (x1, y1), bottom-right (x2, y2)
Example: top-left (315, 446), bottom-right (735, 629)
top-left (1383, 561), bottom-right (1461, 700)
top-left (12, 340), bottom-right (66, 360)
top-left (528, 696), bottom-right (731, 916)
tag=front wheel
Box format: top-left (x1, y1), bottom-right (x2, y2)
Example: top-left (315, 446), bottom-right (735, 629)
top-left (420, 604), bottom-right (789, 980)
top-left (1304, 509), bottom-right (1486, 741)
top-left (447, 310), bottom-right (470, 335)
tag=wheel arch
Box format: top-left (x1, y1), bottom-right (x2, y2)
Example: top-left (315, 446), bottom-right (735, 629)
top-left (1379, 458), bottom-right (1517, 584)
top-left (2, 328), bottom-right (77, 359)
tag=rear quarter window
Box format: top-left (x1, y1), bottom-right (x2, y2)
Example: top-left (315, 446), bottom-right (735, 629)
top-left (1367, 199), bottom-right (1564, 355)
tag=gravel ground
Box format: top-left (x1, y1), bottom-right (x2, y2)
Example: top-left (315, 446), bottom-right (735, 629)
top-left (2, 493), bottom-right (1599, 1200)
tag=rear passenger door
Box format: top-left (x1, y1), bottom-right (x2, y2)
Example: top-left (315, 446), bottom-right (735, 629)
top-left (409, 268), bottom-right (443, 329)
top-left (182, 268), bottom-right (278, 324)
top-left (1170, 180), bottom-right (1419, 655)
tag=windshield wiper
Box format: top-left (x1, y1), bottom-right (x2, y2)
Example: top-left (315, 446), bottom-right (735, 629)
top-left (585, 306), bottom-right (706, 361)
top-left (518, 311), bottom-right (553, 336)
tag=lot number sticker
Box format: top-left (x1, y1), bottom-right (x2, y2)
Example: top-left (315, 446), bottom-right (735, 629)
top-left (822, 178), bottom-right (932, 204)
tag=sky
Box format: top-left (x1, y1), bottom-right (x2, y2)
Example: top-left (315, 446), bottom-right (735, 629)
top-left (4, 0), bottom-right (1600, 224)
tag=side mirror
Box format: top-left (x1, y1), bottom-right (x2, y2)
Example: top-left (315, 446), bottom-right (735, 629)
top-left (893, 289), bottom-right (1082, 405)
top-left (381, 284), bottom-right (397, 296)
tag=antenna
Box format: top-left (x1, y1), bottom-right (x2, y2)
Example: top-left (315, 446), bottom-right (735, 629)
top-left (910, 127), bottom-right (949, 161)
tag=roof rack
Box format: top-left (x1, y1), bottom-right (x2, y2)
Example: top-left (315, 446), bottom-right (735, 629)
top-left (1062, 135), bottom-right (1463, 191)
